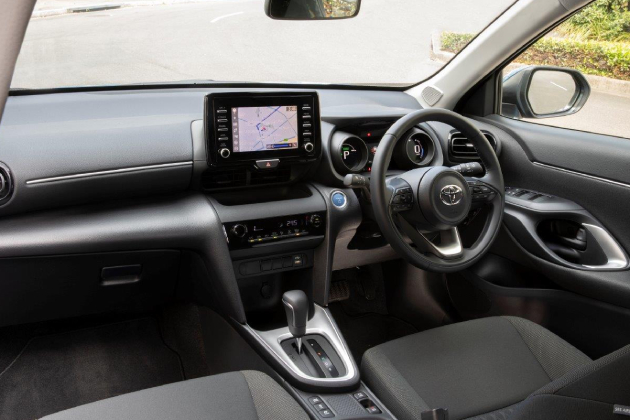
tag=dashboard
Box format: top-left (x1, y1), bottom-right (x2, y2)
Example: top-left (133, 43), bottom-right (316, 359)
top-left (0, 86), bottom-right (504, 328)
top-left (0, 86), bottom-right (504, 233)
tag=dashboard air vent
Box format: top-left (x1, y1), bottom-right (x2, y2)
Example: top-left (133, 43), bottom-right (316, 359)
top-left (250, 167), bottom-right (291, 185)
top-left (449, 131), bottom-right (497, 160)
top-left (201, 168), bottom-right (247, 190)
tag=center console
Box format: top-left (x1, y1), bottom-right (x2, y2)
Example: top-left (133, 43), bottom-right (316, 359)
top-left (203, 92), bottom-right (394, 419)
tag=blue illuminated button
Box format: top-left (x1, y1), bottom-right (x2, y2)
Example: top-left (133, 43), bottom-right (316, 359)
top-left (331, 192), bottom-right (347, 208)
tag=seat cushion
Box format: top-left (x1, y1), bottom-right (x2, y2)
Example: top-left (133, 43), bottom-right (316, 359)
top-left (510, 345), bottom-right (630, 420)
top-left (42, 370), bottom-right (309, 420)
top-left (361, 316), bottom-right (591, 420)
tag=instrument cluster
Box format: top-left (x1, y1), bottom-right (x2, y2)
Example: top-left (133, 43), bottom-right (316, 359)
top-left (331, 124), bottom-right (437, 175)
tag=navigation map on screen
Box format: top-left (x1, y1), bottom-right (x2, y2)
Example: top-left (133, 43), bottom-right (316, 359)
top-left (232, 106), bottom-right (298, 152)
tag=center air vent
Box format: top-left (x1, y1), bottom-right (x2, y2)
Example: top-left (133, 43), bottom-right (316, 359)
top-left (201, 168), bottom-right (247, 190)
top-left (449, 131), bottom-right (498, 160)
top-left (250, 167), bottom-right (291, 185)
top-left (201, 167), bottom-right (292, 190)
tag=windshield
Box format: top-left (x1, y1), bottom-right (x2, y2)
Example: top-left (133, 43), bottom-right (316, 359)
top-left (11, 0), bottom-right (515, 90)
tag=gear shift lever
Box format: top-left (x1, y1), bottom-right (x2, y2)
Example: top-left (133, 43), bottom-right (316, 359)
top-left (282, 290), bottom-right (308, 353)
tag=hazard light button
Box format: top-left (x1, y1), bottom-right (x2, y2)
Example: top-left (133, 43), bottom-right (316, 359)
top-left (255, 159), bottom-right (280, 169)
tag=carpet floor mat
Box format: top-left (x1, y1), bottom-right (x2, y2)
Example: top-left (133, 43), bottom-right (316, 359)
top-left (0, 317), bottom-right (183, 420)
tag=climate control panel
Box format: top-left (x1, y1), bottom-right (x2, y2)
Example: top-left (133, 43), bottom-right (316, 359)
top-left (224, 212), bottom-right (326, 250)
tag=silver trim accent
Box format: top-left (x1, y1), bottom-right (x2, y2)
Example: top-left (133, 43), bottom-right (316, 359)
top-left (533, 162), bottom-right (630, 190)
top-left (420, 227), bottom-right (463, 259)
top-left (26, 161), bottom-right (193, 185)
top-left (282, 299), bottom-right (297, 327)
top-left (582, 224), bottom-right (629, 270)
top-left (245, 304), bottom-right (356, 383)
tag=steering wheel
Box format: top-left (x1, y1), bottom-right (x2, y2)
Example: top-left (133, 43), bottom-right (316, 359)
top-left (371, 109), bottom-right (505, 273)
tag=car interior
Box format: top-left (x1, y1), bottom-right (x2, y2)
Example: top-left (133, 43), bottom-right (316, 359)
top-left (0, 0), bottom-right (629, 419)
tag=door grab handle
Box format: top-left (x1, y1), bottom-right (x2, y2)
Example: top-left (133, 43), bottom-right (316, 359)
top-left (581, 224), bottom-right (628, 270)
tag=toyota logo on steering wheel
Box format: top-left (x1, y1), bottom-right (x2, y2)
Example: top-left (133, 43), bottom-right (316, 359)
top-left (440, 185), bottom-right (463, 206)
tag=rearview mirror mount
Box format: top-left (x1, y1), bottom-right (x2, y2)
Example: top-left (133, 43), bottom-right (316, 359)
top-left (264, 0), bottom-right (361, 20)
top-left (502, 66), bottom-right (591, 119)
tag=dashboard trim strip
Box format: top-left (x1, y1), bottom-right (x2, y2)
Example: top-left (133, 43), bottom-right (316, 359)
top-left (533, 162), bottom-right (630, 190)
top-left (26, 161), bottom-right (193, 185)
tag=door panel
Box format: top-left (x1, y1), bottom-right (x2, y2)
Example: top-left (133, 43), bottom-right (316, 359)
top-left (469, 116), bottom-right (630, 310)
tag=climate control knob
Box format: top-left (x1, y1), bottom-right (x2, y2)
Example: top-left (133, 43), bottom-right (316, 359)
top-left (304, 142), bottom-right (314, 153)
top-left (309, 214), bottom-right (322, 228)
top-left (230, 224), bottom-right (248, 238)
top-left (219, 148), bottom-right (231, 159)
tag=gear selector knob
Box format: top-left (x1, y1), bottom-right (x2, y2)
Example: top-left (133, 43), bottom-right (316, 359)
top-left (282, 290), bottom-right (309, 353)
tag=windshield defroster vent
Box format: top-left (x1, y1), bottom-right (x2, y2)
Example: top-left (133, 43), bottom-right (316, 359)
top-left (449, 131), bottom-right (498, 161)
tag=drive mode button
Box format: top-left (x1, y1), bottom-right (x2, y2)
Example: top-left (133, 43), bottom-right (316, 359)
top-left (255, 159), bottom-right (280, 169)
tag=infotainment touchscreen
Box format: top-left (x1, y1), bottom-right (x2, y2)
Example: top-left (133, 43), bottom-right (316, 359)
top-left (205, 91), bottom-right (318, 166)
top-left (231, 106), bottom-right (299, 153)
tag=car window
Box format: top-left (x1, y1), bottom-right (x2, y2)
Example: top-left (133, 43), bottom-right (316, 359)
top-left (10, 0), bottom-right (515, 90)
top-left (500, 0), bottom-right (630, 139)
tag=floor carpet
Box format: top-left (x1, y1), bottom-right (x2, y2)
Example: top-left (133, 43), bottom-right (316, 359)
top-left (0, 317), bottom-right (183, 420)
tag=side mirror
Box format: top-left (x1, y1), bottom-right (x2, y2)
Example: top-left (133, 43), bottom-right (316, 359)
top-left (264, 0), bottom-right (360, 20)
top-left (502, 66), bottom-right (591, 119)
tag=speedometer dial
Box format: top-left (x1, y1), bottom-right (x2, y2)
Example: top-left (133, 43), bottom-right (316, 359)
top-left (405, 136), bottom-right (427, 164)
top-left (393, 128), bottom-right (435, 169)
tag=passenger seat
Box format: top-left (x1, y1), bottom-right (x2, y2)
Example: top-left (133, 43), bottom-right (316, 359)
top-left (42, 370), bottom-right (308, 420)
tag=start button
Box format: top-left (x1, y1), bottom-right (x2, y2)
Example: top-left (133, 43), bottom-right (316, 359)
top-left (331, 191), bottom-right (347, 208)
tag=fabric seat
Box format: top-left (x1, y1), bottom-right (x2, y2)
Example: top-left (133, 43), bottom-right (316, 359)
top-left (42, 370), bottom-right (309, 420)
top-left (361, 316), bottom-right (592, 420)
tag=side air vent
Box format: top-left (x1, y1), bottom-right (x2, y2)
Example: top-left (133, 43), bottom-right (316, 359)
top-left (449, 131), bottom-right (498, 161)
top-left (201, 168), bottom-right (247, 190)
top-left (0, 162), bottom-right (14, 206)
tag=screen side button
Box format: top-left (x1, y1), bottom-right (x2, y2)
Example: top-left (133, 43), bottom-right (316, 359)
top-left (255, 159), bottom-right (280, 169)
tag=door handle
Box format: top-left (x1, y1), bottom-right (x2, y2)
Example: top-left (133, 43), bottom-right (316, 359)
top-left (581, 224), bottom-right (628, 269)
top-left (100, 264), bottom-right (142, 286)
top-left (549, 220), bottom-right (587, 251)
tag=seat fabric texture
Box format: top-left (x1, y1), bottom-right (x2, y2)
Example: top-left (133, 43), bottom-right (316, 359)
top-left (361, 316), bottom-right (592, 420)
top-left (42, 370), bottom-right (309, 420)
top-left (510, 344), bottom-right (630, 420)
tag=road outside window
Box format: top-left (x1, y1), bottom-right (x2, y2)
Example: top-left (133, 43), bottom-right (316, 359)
top-left (10, 0), bottom-right (514, 89)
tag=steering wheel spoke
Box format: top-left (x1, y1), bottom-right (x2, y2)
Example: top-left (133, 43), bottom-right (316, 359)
top-left (396, 214), bottom-right (463, 259)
